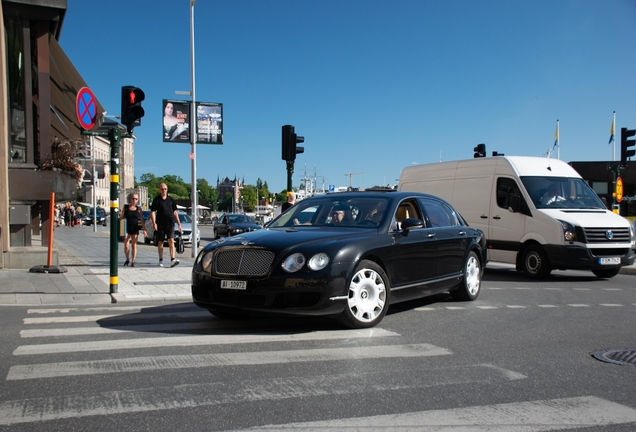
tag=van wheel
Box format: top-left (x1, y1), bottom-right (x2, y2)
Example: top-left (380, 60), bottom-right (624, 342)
top-left (521, 245), bottom-right (551, 279)
top-left (338, 260), bottom-right (389, 329)
top-left (592, 268), bottom-right (620, 278)
top-left (451, 251), bottom-right (481, 301)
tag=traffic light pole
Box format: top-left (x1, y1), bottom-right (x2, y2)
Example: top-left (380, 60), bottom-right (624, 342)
top-left (82, 128), bottom-right (132, 295)
top-left (286, 161), bottom-right (294, 193)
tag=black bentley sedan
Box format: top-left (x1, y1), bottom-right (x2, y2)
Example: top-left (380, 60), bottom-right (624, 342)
top-left (192, 191), bottom-right (487, 328)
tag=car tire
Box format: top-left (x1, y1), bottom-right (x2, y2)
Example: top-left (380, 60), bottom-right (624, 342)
top-left (521, 244), bottom-right (551, 279)
top-left (450, 250), bottom-right (482, 301)
top-left (338, 260), bottom-right (390, 329)
top-left (592, 268), bottom-right (620, 278)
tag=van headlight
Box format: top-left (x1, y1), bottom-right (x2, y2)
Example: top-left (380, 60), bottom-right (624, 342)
top-left (558, 220), bottom-right (577, 242)
top-left (629, 223), bottom-right (635, 245)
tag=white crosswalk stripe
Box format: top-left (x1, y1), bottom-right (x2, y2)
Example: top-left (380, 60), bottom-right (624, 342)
top-left (4, 304), bottom-right (635, 429)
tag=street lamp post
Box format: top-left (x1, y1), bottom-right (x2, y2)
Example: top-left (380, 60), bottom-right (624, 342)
top-left (189, 0), bottom-right (198, 258)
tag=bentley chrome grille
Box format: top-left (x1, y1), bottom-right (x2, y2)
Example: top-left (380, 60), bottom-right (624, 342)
top-left (214, 249), bottom-right (275, 276)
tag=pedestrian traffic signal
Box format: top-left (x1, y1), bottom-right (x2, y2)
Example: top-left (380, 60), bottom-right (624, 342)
top-left (282, 125), bottom-right (305, 162)
top-left (620, 128), bottom-right (635, 165)
top-left (474, 143), bottom-right (486, 158)
top-left (121, 86), bottom-right (145, 133)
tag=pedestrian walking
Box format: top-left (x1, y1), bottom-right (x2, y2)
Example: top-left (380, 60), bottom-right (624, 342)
top-left (150, 183), bottom-right (182, 267)
top-left (119, 193), bottom-right (146, 267)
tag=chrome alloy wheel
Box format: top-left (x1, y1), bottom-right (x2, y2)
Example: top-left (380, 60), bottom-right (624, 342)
top-left (347, 268), bottom-right (387, 323)
top-left (465, 254), bottom-right (481, 296)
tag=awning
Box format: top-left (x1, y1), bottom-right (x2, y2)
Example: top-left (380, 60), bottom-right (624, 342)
top-left (49, 36), bottom-right (105, 142)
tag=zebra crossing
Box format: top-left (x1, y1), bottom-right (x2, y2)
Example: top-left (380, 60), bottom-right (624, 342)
top-left (3, 304), bottom-right (636, 429)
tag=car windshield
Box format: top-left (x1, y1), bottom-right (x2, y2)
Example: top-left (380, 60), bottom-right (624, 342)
top-left (88, 208), bottom-right (105, 217)
top-left (520, 176), bottom-right (606, 209)
top-left (178, 213), bottom-right (192, 223)
top-left (227, 215), bottom-right (255, 224)
top-left (269, 196), bottom-right (391, 228)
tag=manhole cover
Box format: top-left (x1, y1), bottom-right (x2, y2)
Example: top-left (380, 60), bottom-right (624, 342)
top-left (593, 349), bottom-right (636, 366)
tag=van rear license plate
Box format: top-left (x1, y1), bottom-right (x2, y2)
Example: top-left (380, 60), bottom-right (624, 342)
top-left (221, 280), bottom-right (247, 290)
top-left (598, 257), bottom-right (620, 265)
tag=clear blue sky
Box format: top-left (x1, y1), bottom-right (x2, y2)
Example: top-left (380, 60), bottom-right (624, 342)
top-left (61, 0), bottom-right (636, 193)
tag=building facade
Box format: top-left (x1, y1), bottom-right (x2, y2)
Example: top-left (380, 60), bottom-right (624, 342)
top-left (1, 1), bottom-right (136, 268)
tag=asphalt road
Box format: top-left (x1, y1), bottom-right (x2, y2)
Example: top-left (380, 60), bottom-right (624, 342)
top-left (0, 268), bottom-right (634, 431)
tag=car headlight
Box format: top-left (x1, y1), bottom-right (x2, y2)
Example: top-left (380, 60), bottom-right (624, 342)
top-left (308, 253), bottom-right (330, 271)
top-left (282, 253), bottom-right (305, 273)
top-left (231, 227), bottom-right (244, 234)
top-left (558, 220), bottom-right (577, 242)
top-left (201, 251), bottom-right (213, 273)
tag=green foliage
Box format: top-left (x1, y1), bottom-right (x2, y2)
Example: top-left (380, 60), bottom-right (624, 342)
top-left (136, 173), bottom-right (275, 211)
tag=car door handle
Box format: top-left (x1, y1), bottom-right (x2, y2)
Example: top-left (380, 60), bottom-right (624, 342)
top-left (458, 231), bottom-right (466, 236)
top-left (480, 215), bottom-right (488, 219)
top-left (427, 233), bottom-right (436, 238)
top-left (493, 215), bottom-right (501, 220)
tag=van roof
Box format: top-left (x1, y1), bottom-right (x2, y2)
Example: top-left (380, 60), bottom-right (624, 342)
top-left (401, 156), bottom-right (581, 179)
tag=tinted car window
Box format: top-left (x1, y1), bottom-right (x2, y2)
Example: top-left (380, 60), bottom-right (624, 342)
top-left (419, 198), bottom-right (452, 227)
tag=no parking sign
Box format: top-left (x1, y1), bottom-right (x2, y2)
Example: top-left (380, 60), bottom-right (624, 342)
top-left (76, 87), bottom-right (97, 130)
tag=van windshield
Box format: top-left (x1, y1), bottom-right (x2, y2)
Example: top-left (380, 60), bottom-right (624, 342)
top-left (520, 177), bottom-right (606, 210)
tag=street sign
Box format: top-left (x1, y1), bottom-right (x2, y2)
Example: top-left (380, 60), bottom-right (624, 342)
top-left (76, 87), bottom-right (97, 130)
top-left (616, 177), bottom-right (623, 203)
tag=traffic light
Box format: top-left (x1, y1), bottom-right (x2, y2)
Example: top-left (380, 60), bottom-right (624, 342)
top-left (121, 86), bottom-right (145, 133)
top-left (282, 125), bottom-right (304, 162)
top-left (620, 128), bottom-right (635, 165)
top-left (474, 143), bottom-right (486, 158)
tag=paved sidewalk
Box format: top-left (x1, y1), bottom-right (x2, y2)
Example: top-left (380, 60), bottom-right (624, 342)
top-left (0, 224), bottom-right (634, 306)
top-left (0, 224), bottom-right (196, 305)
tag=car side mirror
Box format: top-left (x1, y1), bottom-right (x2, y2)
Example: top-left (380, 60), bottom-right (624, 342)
top-left (401, 217), bottom-right (424, 235)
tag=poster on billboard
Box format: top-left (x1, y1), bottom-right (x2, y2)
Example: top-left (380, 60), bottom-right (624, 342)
top-left (162, 100), bottom-right (191, 143)
top-left (196, 102), bottom-right (223, 144)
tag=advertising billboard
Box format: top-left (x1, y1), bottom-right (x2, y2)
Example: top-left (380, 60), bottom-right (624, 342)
top-left (196, 102), bottom-right (223, 144)
top-left (162, 100), bottom-right (190, 143)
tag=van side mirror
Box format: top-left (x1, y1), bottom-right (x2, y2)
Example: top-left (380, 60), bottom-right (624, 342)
top-left (509, 195), bottom-right (521, 213)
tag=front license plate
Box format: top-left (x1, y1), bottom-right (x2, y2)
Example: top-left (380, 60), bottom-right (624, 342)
top-left (221, 280), bottom-right (247, 290)
top-left (598, 257), bottom-right (620, 265)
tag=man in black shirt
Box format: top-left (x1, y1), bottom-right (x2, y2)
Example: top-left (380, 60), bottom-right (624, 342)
top-left (150, 183), bottom-right (182, 267)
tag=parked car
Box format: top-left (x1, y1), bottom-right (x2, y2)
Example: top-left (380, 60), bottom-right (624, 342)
top-left (144, 210), bottom-right (200, 246)
top-left (192, 191), bottom-right (487, 328)
top-left (214, 213), bottom-right (262, 238)
top-left (83, 207), bottom-right (107, 226)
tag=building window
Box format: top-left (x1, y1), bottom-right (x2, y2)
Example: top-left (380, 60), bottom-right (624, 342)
top-left (5, 17), bottom-right (27, 163)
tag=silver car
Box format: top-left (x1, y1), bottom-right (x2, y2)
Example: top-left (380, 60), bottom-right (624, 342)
top-left (144, 211), bottom-right (200, 246)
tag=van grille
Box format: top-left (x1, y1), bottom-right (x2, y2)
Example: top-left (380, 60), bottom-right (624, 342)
top-left (583, 227), bottom-right (631, 243)
top-left (214, 249), bottom-right (274, 276)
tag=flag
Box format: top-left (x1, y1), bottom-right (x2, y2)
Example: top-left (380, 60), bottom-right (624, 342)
top-left (609, 112), bottom-right (615, 145)
top-left (553, 120), bottom-right (559, 150)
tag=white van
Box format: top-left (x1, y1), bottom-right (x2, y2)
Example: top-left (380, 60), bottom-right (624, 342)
top-left (398, 156), bottom-right (635, 278)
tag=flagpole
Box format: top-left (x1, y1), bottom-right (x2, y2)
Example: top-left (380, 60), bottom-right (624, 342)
top-left (611, 111), bottom-right (616, 161)
top-left (556, 120), bottom-right (560, 160)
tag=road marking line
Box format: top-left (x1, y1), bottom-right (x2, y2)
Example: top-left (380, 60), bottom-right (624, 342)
top-left (23, 311), bottom-right (209, 324)
top-left (476, 306), bottom-right (498, 309)
top-left (538, 305), bottom-right (558, 308)
top-left (0, 364), bottom-right (524, 425)
top-left (445, 306), bottom-right (466, 310)
top-left (506, 305), bottom-right (526, 308)
top-left (7, 344), bottom-right (450, 380)
top-left (567, 304), bottom-right (590, 307)
top-left (13, 328), bottom-right (400, 356)
top-left (600, 304), bottom-right (623, 307)
top-left (574, 288), bottom-right (591, 291)
top-left (26, 304), bottom-right (194, 314)
top-left (413, 306), bottom-right (437, 311)
top-left (234, 396), bottom-right (636, 431)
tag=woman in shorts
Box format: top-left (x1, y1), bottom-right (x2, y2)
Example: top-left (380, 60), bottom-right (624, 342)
top-left (119, 193), bottom-right (146, 267)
